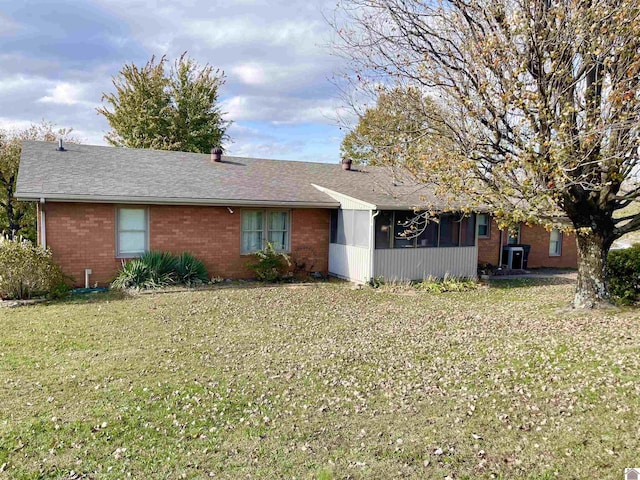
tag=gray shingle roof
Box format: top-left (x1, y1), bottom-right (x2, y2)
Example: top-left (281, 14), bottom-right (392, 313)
top-left (16, 141), bottom-right (445, 209)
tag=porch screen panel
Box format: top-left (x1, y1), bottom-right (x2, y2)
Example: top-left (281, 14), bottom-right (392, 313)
top-left (460, 214), bottom-right (476, 246)
top-left (417, 220), bottom-right (438, 247)
top-left (394, 211), bottom-right (415, 248)
top-left (375, 211), bottom-right (393, 249)
top-left (439, 214), bottom-right (460, 247)
top-left (335, 210), bottom-right (348, 245)
top-left (336, 210), bottom-right (369, 247)
top-left (330, 210), bottom-right (338, 243)
top-left (352, 211), bottom-right (369, 247)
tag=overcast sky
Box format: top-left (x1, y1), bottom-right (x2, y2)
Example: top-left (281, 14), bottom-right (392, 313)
top-left (0, 0), bottom-right (350, 163)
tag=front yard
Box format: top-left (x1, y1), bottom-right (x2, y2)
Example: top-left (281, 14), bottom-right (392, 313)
top-left (0, 280), bottom-right (638, 479)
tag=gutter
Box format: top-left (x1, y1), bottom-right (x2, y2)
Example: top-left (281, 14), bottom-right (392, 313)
top-left (15, 193), bottom-right (340, 209)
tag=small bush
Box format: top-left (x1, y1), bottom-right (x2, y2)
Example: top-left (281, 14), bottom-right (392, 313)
top-left (608, 244), bottom-right (640, 304)
top-left (0, 236), bottom-right (69, 300)
top-left (246, 243), bottom-right (291, 282)
top-left (112, 251), bottom-right (208, 289)
top-left (175, 252), bottom-right (209, 286)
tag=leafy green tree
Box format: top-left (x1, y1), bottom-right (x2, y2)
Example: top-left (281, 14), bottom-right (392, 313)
top-left (0, 122), bottom-right (77, 241)
top-left (98, 53), bottom-right (230, 153)
top-left (341, 86), bottom-right (449, 172)
top-left (334, 0), bottom-right (640, 307)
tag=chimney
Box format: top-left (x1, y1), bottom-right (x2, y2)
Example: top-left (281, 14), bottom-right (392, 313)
top-left (211, 146), bottom-right (223, 163)
top-left (57, 138), bottom-right (65, 151)
top-left (341, 157), bottom-right (352, 171)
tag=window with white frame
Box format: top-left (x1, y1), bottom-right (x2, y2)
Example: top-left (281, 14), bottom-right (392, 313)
top-left (241, 210), bottom-right (289, 253)
top-left (477, 213), bottom-right (490, 238)
top-left (549, 228), bottom-right (562, 256)
top-left (117, 207), bottom-right (148, 257)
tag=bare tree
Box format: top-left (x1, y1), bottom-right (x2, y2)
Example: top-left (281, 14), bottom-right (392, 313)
top-left (332, 0), bottom-right (640, 307)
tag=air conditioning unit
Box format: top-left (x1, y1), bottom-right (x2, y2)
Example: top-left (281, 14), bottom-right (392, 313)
top-left (502, 246), bottom-right (525, 269)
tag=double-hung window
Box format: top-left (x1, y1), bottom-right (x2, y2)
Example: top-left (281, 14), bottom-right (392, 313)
top-left (241, 210), bottom-right (290, 253)
top-left (477, 213), bottom-right (490, 238)
top-left (117, 207), bottom-right (148, 257)
top-left (549, 229), bottom-right (562, 256)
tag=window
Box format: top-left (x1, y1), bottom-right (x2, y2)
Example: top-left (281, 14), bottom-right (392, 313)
top-left (549, 229), bottom-right (562, 256)
top-left (241, 210), bottom-right (289, 253)
top-left (507, 224), bottom-right (521, 245)
top-left (477, 214), bottom-right (490, 238)
top-left (117, 207), bottom-right (148, 257)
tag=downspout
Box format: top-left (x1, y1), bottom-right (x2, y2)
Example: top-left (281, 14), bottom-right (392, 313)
top-left (369, 210), bottom-right (380, 282)
top-left (498, 228), bottom-right (503, 267)
top-left (39, 198), bottom-right (46, 249)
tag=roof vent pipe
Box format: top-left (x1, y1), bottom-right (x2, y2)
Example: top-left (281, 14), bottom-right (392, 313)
top-left (57, 138), bottom-right (65, 151)
top-left (341, 157), bottom-right (352, 171)
top-left (211, 146), bottom-right (223, 163)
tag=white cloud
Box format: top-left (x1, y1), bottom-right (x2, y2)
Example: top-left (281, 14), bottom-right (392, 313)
top-left (187, 18), bottom-right (325, 55)
top-left (223, 95), bottom-right (342, 125)
top-left (231, 63), bottom-right (267, 86)
top-left (38, 82), bottom-right (94, 106)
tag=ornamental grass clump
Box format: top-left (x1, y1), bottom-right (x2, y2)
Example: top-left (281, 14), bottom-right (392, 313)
top-left (0, 235), bottom-right (69, 299)
top-left (175, 252), bottom-right (209, 286)
top-left (112, 251), bottom-right (208, 289)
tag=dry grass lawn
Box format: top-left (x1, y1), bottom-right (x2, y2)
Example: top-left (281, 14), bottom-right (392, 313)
top-left (0, 279), bottom-right (639, 479)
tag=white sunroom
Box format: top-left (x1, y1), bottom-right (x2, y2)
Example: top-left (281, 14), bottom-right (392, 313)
top-left (315, 186), bottom-right (479, 284)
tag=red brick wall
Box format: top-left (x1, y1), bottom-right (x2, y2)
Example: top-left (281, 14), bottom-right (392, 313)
top-left (42, 203), bottom-right (120, 287)
top-left (477, 218), bottom-right (577, 268)
top-left (41, 202), bottom-right (330, 287)
top-left (520, 224), bottom-right (577, 268)
top-left (477, 218), bottom-right (502, 266)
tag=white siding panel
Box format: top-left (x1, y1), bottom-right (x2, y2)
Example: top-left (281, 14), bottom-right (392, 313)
top-left (329, 243), bottom-right (371, 283)
top-left (373, 246), bottom-right (478, 281)
top-left (312, 184), bottom-right (374, 210)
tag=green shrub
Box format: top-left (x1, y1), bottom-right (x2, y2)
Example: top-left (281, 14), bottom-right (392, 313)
top-left (0, 236), bottom-right (69, 300)
top-left (140, 251), bottom-right (179, 286)
top-left (111, 258), bottom-right (152, 289)
top-left (112, 251), bottom-right (208, 289)
top-left (175, 252), bottom-right (209, 286)
top-left (608, 244), bottom-right (640, 304)
top-left (246, 243), bottom-right (291, 282)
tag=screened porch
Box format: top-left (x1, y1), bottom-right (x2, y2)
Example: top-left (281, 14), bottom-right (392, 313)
top-left (328, 209), bottom-right (479, 283)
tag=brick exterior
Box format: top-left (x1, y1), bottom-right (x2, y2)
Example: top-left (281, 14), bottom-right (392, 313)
top-left (477, 218), bottom-right (577, 268)
top-left (41, 202), bottom-right (330, 287)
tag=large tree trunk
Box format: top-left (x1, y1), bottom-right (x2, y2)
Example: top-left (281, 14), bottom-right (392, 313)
top-left (573, 230), bottom-right (612, 308)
